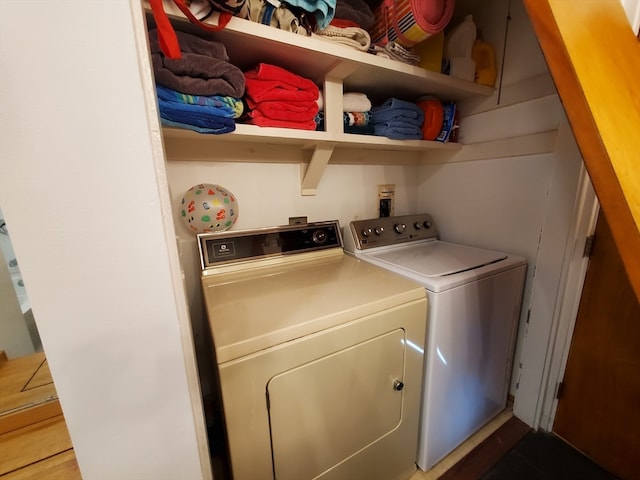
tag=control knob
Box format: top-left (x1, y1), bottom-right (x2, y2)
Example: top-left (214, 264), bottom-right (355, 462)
top-left (374, 227), bottom-right (384, 235)
top-left (394, 223), bottom-right (406, 234)
top-left (413, 222), bottom-right (422, 230)
top-left (362, 228), bottom-right (373, 237)
top-left (312, 230), bottom-right (327, 244)
top-left (423, 220), bottom-right (432, 229)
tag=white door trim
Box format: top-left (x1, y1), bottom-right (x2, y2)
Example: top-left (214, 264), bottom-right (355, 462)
top-left (537, 165), bottom-right (599, 430)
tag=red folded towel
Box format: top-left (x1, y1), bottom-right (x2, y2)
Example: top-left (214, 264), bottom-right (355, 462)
top-left (248, 100), bottom-right (319, 122)
top-left (244, 113), bottom-right (318, 130)
top-left (244, 63), bottom-right (319, 103)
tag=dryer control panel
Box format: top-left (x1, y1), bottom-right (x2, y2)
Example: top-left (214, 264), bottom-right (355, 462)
top-left (346, 214), bottom-right (439, 251)
top-left (198, 220), bottom-right (342, 269)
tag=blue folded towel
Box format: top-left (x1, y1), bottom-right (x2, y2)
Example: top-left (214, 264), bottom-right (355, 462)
top-left (371, 98), bottom-right (424, 126)
top-left (373, 121), bottom-right (423, 140)
top-left (161, 118), bottom-right (235, 135)
top-left (156, 85), bottom-right (244, 118)
top-left (157, 95), bottom-right (236, 133)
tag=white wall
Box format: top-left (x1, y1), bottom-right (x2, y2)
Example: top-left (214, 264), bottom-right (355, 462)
top-left (418, 0), bottom-right (588, 427)
top-left (0, 2), bottom-right (209, 479)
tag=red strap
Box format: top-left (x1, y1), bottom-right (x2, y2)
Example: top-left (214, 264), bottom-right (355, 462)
top-left (148, 0), bottom-right (233, 59)
top-left (149, 0), bottom-right (182, 59)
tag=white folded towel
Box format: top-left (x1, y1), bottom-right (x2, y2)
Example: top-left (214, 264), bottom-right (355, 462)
top-left (317, 91), bottom-right (372, 112)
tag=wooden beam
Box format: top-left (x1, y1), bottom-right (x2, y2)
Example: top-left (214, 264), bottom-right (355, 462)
top-left (523, 0), bottom-right (640, 302)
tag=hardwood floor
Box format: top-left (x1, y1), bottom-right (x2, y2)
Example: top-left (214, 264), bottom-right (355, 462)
top-left (0, 352), bottom-right (80, 479)
top-left (0, 359), bottom-right (618, 480)
top-left (411, 414), bottom-right (620, 480)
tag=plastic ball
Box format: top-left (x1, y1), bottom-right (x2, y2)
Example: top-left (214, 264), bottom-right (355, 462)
top-left (180, 183), bottom-right (239, 234)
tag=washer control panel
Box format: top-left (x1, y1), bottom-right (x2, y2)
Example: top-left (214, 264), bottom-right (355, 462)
top-left (348, 214), bottom-right (439, 250)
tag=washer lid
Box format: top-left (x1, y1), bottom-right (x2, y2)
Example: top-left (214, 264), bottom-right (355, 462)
top-left (366, 240), bottom-right (507, 278)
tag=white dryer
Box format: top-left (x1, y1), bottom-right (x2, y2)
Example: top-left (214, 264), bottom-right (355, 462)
top-left (343, 214), bottom-right (527, 471)
top-left (198, 221), bottom-right (428, 480)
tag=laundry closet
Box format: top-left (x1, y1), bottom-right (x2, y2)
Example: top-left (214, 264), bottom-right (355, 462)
top-left (0, 0), bottom-right (593, 478)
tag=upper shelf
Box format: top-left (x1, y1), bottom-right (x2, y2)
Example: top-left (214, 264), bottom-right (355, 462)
top-left (143, 2), bottom-right (495, 104)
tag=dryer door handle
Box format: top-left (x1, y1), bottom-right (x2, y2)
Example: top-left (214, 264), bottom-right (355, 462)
top-left (393, 379), bottom-right (404, 391)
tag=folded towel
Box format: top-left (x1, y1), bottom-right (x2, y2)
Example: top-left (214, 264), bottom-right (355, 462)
top-left (149, 29), bottom-right (245, 97)
top-left (250, 100), bottom-right (319, 122)
top-left (373, 121), bottom-right (423, 140)
top-left (343, 92), bottom-right (372, 112)
top-left (283, 0), bottom-right (336, 30)
top-left (244, 63), bottom-right (319, 103)
top-left (245, 63), bottom-right (318, 91)
top-left (156, 85), bottom-right (244, 118)
top-left (244, 113), bottom-right (318, 130)
top-left (371, 98), bottom-right (424, 126)
top-left (161, 117), bottom-right (235, 135)
top-left (149, 28), bottom-right (229, 60)
top-left (158, 95), bottom-right (236, 119)
top-left (245, 79), bottom-right (320, 104)
top-left (334, 0), bottom-right (375, 30)
top-left (371, 41), bottom-right (421, 65)
top-left (313, 24), bottom-right (371, 51)
top-left (157, 95), bottom-right (238, 129)
top-left (317, 91), bottom-right (371, 112)
top-left (152, 53), bottom-right (246, 97)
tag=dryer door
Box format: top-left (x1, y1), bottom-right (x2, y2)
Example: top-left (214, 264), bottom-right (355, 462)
top-left (267, 328), bottom-right (405, 480)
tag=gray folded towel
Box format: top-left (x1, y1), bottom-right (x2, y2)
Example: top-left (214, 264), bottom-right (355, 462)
top-left (148, 29), bottom-right (245, 97)
top-left (149, 28), bottom-right (229, 59)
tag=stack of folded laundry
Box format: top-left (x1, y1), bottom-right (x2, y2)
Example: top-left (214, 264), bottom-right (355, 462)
top-left (313, 0), bottom-right (375, 52)
top-left (243, 63), bottom-right (320, 130)
top-left (315, 91), bottom-right (374, 135)
top-left (148, 29), bottom-right (246, 134)
top-left (281, 0), bottom-right (337, 31)
top-left (371, 41), bottom-right (421, 65)
top-left (370, 98), bottom-right (425, 140)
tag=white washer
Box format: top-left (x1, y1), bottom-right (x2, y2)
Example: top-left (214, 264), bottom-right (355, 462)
top-left (198, 221), bottom-right (428, 480)
top-left (343, 214), bottom-right (527, 471)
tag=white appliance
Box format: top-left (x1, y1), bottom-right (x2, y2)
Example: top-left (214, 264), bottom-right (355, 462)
top-left (343, 213), bottom-right (527, 471)
top-left (198, 221), bottom-right (428, 480)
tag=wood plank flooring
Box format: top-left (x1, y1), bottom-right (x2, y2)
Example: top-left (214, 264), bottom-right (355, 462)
top-left (0, 352), bottom-right (57, 418)
top-left (0, 355), bottom-right (618, 480)
top-left (0, 352), bottom-right (79, 479)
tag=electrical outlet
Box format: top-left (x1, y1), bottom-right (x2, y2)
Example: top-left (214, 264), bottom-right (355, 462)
top-left (378, 184), bottom-right (395, 217)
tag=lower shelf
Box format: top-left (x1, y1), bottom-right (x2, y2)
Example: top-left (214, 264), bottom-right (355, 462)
top-left (162, 126), bottom-right (558, 195)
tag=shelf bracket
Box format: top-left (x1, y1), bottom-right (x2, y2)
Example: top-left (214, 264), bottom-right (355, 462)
top-left (300, 144), bottom-right (335, 196)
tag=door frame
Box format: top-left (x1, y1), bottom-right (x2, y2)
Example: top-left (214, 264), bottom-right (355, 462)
top-left (537, 164), bottom-right (599, 430)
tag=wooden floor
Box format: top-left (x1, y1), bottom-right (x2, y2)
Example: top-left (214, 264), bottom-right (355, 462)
top-left (0, 356), bottom-right (616, 480)
top-left (0, 351), bottom-right (80, 479)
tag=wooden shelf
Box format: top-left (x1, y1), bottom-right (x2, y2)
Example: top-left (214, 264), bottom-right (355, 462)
top-left (144, 3), bottom-right (495, 103)
top-left (144, 1), bottom-right (507, 194)
top-left (162, 125), bottom-right (461, 153)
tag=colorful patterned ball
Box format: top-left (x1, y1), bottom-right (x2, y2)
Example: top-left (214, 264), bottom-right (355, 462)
top-left (180, 183), bottom-right (239, 234)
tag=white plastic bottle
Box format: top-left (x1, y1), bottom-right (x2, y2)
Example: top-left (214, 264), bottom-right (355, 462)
top-left (445, 15), bottom-right (477, 81)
